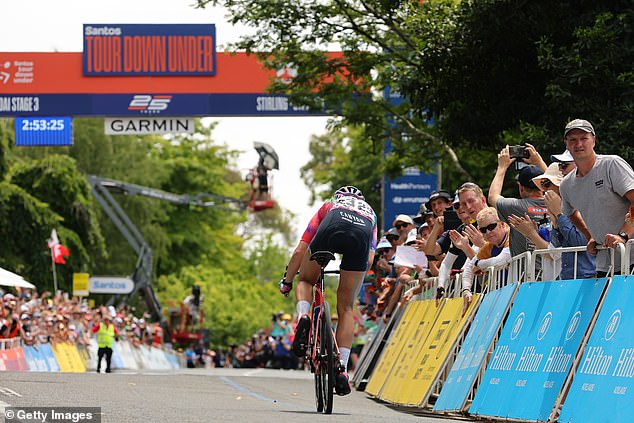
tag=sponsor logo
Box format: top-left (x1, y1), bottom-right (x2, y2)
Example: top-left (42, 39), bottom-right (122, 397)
top-left (510, 312), bottom-right (525, 340)
top-left (595, 179), bottom-right (604, 188)
top-left (127, 95), bottom-right (172, 114)
top-left (276, 65), bottom-right (297, 84)
top-left (605, 309), bottom-right (621, 341)
top-left (538, 312), bottom-right (552, 340)
top-left (566, 311), bottom-right (582, 340)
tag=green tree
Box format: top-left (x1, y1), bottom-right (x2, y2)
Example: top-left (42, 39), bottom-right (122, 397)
top-left (201, 0), bottom-right (634, 185)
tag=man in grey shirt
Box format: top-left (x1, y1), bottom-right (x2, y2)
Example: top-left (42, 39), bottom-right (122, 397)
top-left (559, 119), bottom-right (634, 276)
top-left (488, 144), bottom-right (549, 257)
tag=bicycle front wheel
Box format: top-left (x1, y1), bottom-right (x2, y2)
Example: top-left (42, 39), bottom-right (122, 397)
top-left (320, 301), bottom-right (335, 414)
top-left (314, 368), bottom-right (324, 412)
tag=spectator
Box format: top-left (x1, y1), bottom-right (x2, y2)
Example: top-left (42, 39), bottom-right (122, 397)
top-left (530, 163), bottom-right (596, 279)
top-left (488, 144), bottom-right (548, 257)
top-left (426, 183), bottom-right (488, 302)
top-left (425, 190), bottom-right (453, 218)
top-left (391, 214), bottom-right (415, 245)
top-left (451, 207), bottom-right (511, 314)
top-left (558, 119), bottom-right (634, 276)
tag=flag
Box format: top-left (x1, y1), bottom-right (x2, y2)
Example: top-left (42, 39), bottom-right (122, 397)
top-left (47, 228), bottom-right (70, 264)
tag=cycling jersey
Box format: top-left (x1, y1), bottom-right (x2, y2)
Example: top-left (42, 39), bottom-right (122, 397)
top-left (301, 195), bottom-right (378, 250)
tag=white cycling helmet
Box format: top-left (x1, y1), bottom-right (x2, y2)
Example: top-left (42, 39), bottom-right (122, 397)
top-left (334, 185), bottom-right (364, 201)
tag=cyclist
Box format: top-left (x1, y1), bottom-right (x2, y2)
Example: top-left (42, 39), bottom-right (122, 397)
top-left (279, 185), bottom-right (377, 395)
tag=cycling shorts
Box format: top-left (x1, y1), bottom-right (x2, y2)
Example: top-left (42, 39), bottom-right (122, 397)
top-left (309, 208), bottom-right (373, 271)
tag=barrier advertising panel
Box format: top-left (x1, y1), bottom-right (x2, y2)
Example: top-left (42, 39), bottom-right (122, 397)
top-left (380, 296), bottom-right (480, 405)
top-left (434, 282), bottom-right (519, 412)
top-left (365, 301), bottom-right (427, 396)
top-left (559, 275), bottom-right (634, 423)
top-left (376, 299), bottom-right (443, 401)
top-left (469, 278), bottom-right (607, 421)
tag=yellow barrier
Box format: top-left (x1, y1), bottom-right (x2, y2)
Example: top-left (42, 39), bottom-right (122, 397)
top-left (52, 343), bottom-right (86, 373)
top-left (376, 299), bottom-right (443, 401)
top-left (380, 295), bottom-right (480, 405)
top-left (366, 300), bottom-right (442, 396)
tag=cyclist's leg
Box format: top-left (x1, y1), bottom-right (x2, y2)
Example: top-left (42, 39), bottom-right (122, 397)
top-left (335, 269), bottom-right (366, 364)
top-left (291, 251), bottom-right (319, 357)
top-left (296, 251), bottom-right (320, 311)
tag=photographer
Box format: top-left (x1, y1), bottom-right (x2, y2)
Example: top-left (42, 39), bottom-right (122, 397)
top-left (488, 144), bottom-right (548, 258)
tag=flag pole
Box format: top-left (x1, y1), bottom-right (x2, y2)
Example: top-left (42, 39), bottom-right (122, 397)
top-left (50, 248), bottom-right (58, 293)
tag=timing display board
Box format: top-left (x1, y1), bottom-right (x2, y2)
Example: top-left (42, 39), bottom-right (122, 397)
top-left (14, 117), bottom-right (72, 146)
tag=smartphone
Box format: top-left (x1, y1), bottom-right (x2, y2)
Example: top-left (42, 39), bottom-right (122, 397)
top-left (509, 145), bottom-right (529, 159)
top-left (443, 209), bottom-right (461, 231)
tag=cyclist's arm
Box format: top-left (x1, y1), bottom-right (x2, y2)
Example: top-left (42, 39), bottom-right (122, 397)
top-left (285, 240), bottom-right (308, 285)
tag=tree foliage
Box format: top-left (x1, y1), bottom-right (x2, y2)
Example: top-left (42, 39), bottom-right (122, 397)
top-left (2, 118), bottom-right (295, 347)
top-left (201, 0), bottom-right (634, 194)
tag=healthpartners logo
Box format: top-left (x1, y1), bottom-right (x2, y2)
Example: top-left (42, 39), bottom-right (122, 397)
top-left (128, 94), bottom-right (172, 114)
top-left (4, 407), bottom-right (101, 422)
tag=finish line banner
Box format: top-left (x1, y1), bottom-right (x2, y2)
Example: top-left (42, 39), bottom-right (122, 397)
top-left (434, 282), bottom-right (518, 412)
top-left (469, 278), bottom-right (607, 421)
top-left (559, 275), bottom-right (634, 423)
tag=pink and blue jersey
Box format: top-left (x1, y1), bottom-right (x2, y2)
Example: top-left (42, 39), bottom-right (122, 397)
top-left (301, 195), bottom-right (378, 250)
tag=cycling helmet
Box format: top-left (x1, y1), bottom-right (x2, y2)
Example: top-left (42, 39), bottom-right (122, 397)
top-left (334, 185), bottom-right (365, 201)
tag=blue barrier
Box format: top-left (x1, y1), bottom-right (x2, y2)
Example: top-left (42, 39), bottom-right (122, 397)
top-left (22, 345), bottom-right (50, 371)
top-left (559, 275), bottom-right (634, 423)
top-left (469, 278), bottom-right (607, 421)
top-left (38, 343), bottom-right (60, 372)
top-left (434, 282), bottom-right (518, 412)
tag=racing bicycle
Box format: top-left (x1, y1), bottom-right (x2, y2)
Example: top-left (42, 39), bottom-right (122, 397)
top-left (306, 250), bottom-right (342, 414)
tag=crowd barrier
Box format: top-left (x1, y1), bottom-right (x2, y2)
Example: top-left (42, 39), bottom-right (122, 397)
top-left (356, 240), bottom-right (634, 423)
top-left (0, 338), bottom-right (184, 373)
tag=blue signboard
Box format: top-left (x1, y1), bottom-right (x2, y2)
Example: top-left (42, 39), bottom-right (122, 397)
top-left (434, 282), bottom-right (518, 411)
top-left (83, 24), bottom-right (216, 76)
top-left (382, 87), bottom-right (436, 231)
top-left (559, 275), bottom-right (634, 423)
top-left (0, 94), bottom-right (320, 117)
top-left (14, 117), bottom-right (72, 146)
top-left (469, 278), bottom-right (607, 421)
top-left (383, 170), bottom-right (436, 231)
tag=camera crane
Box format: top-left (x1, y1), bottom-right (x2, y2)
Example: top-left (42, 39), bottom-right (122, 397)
top-left (87, 175), bottom-right (248, 329)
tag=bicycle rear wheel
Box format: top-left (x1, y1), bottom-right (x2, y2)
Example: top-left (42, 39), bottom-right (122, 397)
top-left (320, 301), bottom-right (335, 414)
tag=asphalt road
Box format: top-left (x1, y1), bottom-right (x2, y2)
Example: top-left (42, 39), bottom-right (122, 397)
top-left (0, 368), bottom-right (476, 423)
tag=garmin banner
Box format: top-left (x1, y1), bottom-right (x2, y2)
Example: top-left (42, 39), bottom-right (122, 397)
top-left (469, 278), bottom-right (607, 421)
top-left (559, 275), bottom-right (634, 423)
top-left (434, 282), bottom-right (519, 412)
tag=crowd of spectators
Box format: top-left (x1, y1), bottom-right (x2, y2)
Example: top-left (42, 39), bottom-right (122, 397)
top-left (363, 118), bottom-right (634, 315)
top-left (0, 289), bottom-right (164, 349)
top-left (2, 118), bottom-right (632, 370)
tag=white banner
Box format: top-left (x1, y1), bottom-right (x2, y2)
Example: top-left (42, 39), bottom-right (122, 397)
top-left (105, 117), bottom-right (195, 135)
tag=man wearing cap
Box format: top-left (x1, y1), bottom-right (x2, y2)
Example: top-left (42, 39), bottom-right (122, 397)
top-left (488, 144), bottom-right (549, 257)
top-left (426, 190), bottom-right (453, 218)
top-left (392, 214), bottom-right (415, 245)
top-left (558, 119), bottom-right (634, 277)
top-left (550, 149), bottom-right (577, 177)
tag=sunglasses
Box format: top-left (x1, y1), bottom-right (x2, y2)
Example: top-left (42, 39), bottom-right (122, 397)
top-left (540, 179), bottom-right (553, 190)
top-left (394, 223), bottom-right (409, 229)
top-left (558, 162), bottom-right (572, 171)
top-left (479, 222), bottom-right (499, 234)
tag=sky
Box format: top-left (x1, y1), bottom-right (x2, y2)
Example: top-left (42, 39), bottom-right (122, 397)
top-left (1, 0), bottom-right (329, 240)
